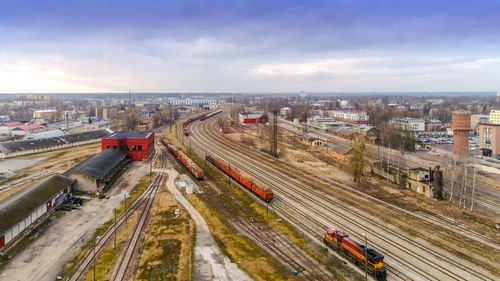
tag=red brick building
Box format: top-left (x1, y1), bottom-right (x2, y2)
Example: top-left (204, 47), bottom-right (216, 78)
top-left (101, 131), bottom-right (154, 161)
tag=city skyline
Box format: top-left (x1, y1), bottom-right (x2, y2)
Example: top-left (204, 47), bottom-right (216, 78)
top-left (1, 0), bottom-right (500, 93)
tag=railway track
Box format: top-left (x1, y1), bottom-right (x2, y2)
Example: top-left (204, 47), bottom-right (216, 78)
top-left (67, 148), bottom-right (164, 281)
top-left (159, 132), bottom-right (332, 281)
top-left (183, 116), bottom-right (497, 281)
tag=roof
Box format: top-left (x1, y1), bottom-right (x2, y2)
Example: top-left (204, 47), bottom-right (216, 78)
top-left (0, 174), bottom-right (75, 234)
top-left (17, 124), bottom-right (46, 131)
top-left (334, 127), bottom-right (354, 137)
top-left (33, 109), bottom-right (57, 113)
top-left (23, 130), bottom-right (64, 140)
top-left (0, 129), bottom-right (112, 154)
top-left (2, 121), bottom-right (23, 127)
top-left (65, 149), bottom-right (128, 179)
top-left (330, 144), bottom-right (353, 154)
top-left (104, 131), bottom-right (153, 139)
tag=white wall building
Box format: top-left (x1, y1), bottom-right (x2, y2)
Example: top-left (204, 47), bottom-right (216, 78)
top-left (328, 110), bottom-right (369, 124)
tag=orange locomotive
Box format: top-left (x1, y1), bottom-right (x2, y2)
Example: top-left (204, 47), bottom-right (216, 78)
top-left (206, 155), bottom-right (274, 202)
top-left (160, 137), bottom-right (204, 179)
top-left (324, 229), bottom-right (387, 280)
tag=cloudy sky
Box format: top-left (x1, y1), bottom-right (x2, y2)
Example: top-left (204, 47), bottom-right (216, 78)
top-left (0, 0), bottom-right (499, 93)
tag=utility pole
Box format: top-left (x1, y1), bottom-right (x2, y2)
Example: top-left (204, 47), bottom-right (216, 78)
top-left (270, 109), bottom-right (278, 157)
top-left (169, 106), bottom-right (173, 133)
top-left (113, 208), bottom-right (117, 248)
top-left (124, 194), bottom-right (128, 229)
top-left (363, 233), bottom-right (368, 281)
top-left (228, 162), bottom-right (231, 187)
top-left (470, 161), bottom-right (477, 211)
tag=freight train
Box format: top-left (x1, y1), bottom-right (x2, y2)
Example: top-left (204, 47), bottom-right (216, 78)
top-left (160, 136), bottom-right (204, 179)
top-left (324, 229), bottom-right (387, 281)
top-left (206, 155), bottom-right (274, 202)
top-left (182, 109), bottom-right (223, 136)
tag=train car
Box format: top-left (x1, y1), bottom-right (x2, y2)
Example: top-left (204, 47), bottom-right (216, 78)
top-left (324, 229), bottom-right (387, 281)
top-left (160, 136), bottom-right (205, 179)
top-left (200, 109), bottom-right (223, 121)
top-left (182, 112), bottom-right (212, 136)
top-left (206, 155), bottom-right (274, 202)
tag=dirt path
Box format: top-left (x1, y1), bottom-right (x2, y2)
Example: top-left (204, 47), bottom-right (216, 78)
top-left (165, 169), bottom-right (252, 281)
top-left (0, 162), bottom-right (149, 281)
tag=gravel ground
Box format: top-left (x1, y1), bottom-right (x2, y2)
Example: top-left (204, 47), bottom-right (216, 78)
top-left (0, 162), bottom-right (149, 281)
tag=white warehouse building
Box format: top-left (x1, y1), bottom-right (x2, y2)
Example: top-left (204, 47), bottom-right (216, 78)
top-left (0, 174), bottom-right (74, 251)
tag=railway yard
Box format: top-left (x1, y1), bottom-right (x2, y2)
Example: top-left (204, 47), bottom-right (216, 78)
top-left (0, 109), bottom-right (498, 281)
top-left (178, 111), bottom-right (499, 281)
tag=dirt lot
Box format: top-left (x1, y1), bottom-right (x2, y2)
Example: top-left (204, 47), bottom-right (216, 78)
top-left (0, 162), bottom-right (149, 281)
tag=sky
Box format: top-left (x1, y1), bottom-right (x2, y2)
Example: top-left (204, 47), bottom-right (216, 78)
top-left (0, 0), bottom-right (499, 93)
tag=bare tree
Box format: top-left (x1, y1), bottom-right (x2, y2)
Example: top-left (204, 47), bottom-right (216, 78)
top-left (350, 134), bottom-right (366, 183)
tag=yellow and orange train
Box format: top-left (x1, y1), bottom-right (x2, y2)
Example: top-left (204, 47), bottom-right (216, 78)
top-left (324, 229), bottom-right (387, 280)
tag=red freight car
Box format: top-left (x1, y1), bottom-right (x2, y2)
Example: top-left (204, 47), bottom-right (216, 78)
top-left (160, 136), bottom-right (205, 179)
top-left (324, 229), bottom-right (387, 281)
top-left (181, 109), bottom-right (222, 136)
top-left (206, 155), bottom-right (274, 202)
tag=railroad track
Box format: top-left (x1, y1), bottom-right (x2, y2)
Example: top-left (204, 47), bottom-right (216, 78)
top-left (67, 147), bottom-right (164, 281)
top-left (159, 132), bottom-right (332, 281)
top-left (183, 116), bottom-right (497, 281)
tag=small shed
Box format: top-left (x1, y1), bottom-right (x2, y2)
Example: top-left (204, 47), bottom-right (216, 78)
top-left (65, 149), bottom-right (129, 194)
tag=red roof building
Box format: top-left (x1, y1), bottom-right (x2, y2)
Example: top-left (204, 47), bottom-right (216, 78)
top-left (101, 131), bottom-right (154, 161)
top-left (2, 121), bottom-right (23, 127)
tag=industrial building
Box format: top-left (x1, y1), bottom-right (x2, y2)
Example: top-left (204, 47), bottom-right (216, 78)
top-left (0, 174), bottom-right (75, 250)
top-left (329, 144), bottom-right (353, 162)
top-left (0, 129), bottom-right (112, 159)
top-left (33, 109), bottom-right (59, 121)
top-left (65, 149), bottom-right (129, 193)
top-left (238, 112), bottom-right (264, 124)
top-left (101, 131), bottom-right (154, 161)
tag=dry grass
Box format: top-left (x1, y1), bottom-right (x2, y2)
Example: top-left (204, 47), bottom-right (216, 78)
top-left (135, 177), bottom-right (195, 281)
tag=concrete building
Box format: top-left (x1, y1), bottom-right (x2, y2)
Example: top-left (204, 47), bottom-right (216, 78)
top-left (479, 123), bottom-right (500, 158)
top-left (400, 118), bottom-right (425, 132)
top-left (301, 136), bottom-right (324, 147)
top-left (238, 112), bottom-right (264, 124)
top-left (452, 110), bottom-right (472, 155)
top-left (425, 119), bottom-right (443, 132)
top-left (490, 109), bottom-right (500, 124)
top-left (328, 110), bottom-right (369, 125)
top-left (33, 109), bottom-right (58, 121)
top-left (168, 98), bottom-right (217, 106)
top-left (471, 114), bottom-right (490, 132)
top-left (371, 163), bottom-right (443, 199)
top-left (0, 174), bottom-right (74, 250)
top-left (0, 121), bottom-right (24, 135)
top-left (102, 131), bottom-right (155, 161)
top-left (11, 124), bottom-right (46, 136)
top-left (65, 149), bottom-right (128, 193)
top-left (280, 107), bottom-right (291, 117)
